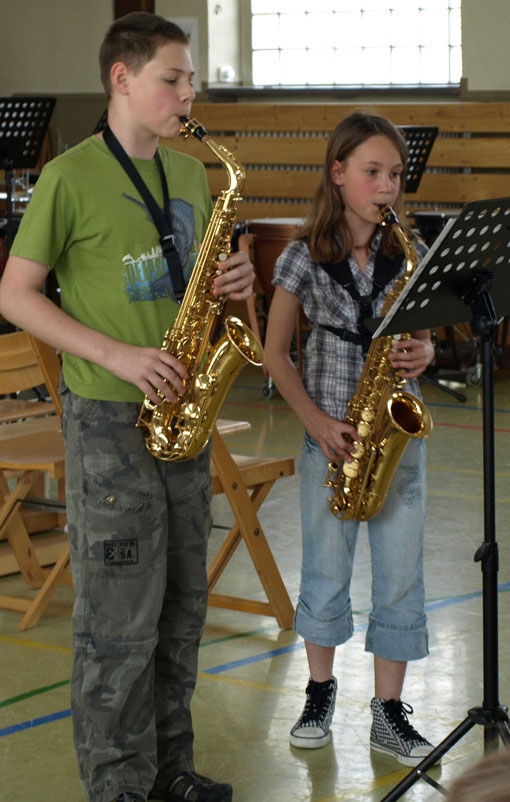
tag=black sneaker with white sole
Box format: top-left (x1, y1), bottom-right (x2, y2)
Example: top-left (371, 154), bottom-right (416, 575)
top-left (150, 771), bottom-right (232, 802)
top-left (289, 677), bottom-right (337, 749)
top-left (370, 697), bottom-right (438, 767)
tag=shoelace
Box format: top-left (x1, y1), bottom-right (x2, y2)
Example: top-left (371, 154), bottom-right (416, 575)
top-left (300, 681), bottom-right (335, 724)
top-left (383, 699), bottom-right (426, 742)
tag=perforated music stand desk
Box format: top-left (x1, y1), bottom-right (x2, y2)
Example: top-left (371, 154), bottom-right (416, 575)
top-left (372, 197), bottom-right (510, 800)
top-left (0, 96), bottom-right (56, 251)
top-left (399, 125), bottom-right (438, 194)
top-left (372, 198), bottom-right (510, 338)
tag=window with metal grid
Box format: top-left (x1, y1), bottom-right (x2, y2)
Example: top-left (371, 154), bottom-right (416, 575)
top-left (250, 1), bottom-right (462, 87)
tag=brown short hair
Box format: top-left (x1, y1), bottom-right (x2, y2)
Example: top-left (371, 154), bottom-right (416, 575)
top-left (99, 12), bottom-right (189, 99)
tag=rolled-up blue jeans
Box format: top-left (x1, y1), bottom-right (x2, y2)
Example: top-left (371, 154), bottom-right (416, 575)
top-left (295, 433), bottom-right (428, 661)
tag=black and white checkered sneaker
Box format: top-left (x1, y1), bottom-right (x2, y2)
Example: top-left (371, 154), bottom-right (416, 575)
top-left (370, 698), bottom-right (438, 767)
top-left (289, 677), bottom-right (337, 748)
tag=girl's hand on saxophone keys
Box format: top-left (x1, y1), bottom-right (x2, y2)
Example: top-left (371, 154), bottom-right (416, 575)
top-left (307, 409), bottom-right (360, 462)
top-left (387, 332), bottom-right (435, 379)
top-left (212, 250), bottom-right (255, 301)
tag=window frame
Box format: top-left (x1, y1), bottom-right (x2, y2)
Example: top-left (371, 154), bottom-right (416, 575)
top-left (241, 1), bottom-right (462, 91)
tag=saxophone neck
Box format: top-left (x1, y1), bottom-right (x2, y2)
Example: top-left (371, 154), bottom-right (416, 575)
top-left (378, 205), bottom-right (418, 275)
top-left (179, 115), bottom-right (245, 196)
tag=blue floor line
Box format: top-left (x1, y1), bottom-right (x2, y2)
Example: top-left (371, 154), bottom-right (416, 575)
top-left (203, 582), bottom-right (510, 675)
top-left (0, 708), bottom-right (71, 737)
top-left (2, 583), bottom-right (509, 738)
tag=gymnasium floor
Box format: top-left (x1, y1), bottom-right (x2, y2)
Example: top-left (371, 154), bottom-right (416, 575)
top-left (1, 363), bottom-right (509, 802)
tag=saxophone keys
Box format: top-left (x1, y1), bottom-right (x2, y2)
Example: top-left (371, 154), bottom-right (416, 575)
top-left (343, 460), bottom-right (359, 478)
top-left (357, 421), bottom-right (371, 438)
top-left (183, 402), bottom-right (201, 421)
top-left (323, 460), bottom-right (338, 488)
top-left (352, 442), bottom-right (365, 458)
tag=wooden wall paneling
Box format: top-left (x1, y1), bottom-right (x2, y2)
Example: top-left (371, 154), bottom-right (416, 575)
top-left (161, 101), bottom-right (510, 218)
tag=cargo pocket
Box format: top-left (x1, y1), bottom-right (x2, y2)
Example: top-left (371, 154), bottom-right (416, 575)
top-left (81, 471), bottom-right (167, 638)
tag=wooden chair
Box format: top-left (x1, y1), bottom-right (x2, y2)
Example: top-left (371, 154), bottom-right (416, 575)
top-left (0, 330), bottom-right (61, 422)
top-left (209, 421), bottom-right (295, 629)
top-left (0, 330), bottom-right (70, 630)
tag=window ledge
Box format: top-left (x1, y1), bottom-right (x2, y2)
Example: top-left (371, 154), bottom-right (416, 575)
top-left (205, 83), bottom-right (461, 102)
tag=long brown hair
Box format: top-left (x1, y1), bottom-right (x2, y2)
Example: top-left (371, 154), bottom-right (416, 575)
top-left (300, 110), bottom-right (409, 263)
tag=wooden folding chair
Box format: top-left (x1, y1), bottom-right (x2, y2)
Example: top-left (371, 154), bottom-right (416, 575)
top-left (0, 330), bottom-right (62, 422)
top-left (209, 422), bottom-right (295, 629)
top-left (0, 331), bottom-right (65, 536)
top-left (0, 330), bottom-right (70, 630)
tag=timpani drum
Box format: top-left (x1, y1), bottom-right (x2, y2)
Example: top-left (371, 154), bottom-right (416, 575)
top-left (247, 218), bottom-right (304, 303)
top-left (246, 218), bottom-right (306, 398)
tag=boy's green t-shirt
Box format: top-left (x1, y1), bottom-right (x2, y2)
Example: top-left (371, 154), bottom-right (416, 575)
top-left (10, 135), bottom-right (213, 402)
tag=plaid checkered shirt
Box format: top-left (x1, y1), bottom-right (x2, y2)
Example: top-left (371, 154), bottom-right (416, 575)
top-left (272, 231), bottom-right (428, 420)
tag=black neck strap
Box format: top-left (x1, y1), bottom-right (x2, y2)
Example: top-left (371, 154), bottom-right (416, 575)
top-left (319, 248), bottom-right (404, 357)
top-left (102, 125), bottom-right (186, 302)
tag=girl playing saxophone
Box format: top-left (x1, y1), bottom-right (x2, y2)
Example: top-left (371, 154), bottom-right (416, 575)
top-left (265, 110), bottom-right (436, 765)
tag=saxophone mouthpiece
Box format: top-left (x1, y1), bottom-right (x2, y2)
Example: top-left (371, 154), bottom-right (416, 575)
top-left (179, 116), bottom-right (208, 141)
top-left (378, 205), bottom-right (397, 227)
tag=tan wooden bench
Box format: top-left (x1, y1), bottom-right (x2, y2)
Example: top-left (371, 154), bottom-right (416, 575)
top-left (162, 101), bottom-right (510, 220)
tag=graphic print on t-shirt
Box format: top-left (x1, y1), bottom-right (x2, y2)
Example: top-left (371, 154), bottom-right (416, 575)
top-left (121, 195), bottom-right (197, 302)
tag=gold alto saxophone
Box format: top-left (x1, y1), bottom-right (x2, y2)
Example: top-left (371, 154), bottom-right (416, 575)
top-left (136, 116), bottom-right (264, 461)
top-left (324, 206), bottom-right (433, 521)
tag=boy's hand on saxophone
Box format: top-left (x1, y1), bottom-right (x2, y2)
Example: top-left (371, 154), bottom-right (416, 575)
top-left (101, 341), bottom-right (188, 405)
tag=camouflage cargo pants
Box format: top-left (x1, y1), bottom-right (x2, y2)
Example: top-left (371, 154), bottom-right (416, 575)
top-left (61, 383), bottom-right (212, 802)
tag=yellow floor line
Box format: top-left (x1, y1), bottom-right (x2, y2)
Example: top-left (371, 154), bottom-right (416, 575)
top-left (430, 466), bottom-right (510, 478)
top-left (0, 634), bottom-right (72, 655)
top-left (198, 672), bottom-right (301, 696)
top-left (428, 490), bottom-right (510, 503)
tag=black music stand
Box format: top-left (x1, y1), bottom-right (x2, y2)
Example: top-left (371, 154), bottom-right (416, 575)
top-left (399, 125), bottom-right (438, 194)
top-left (0, 96), bottom-right (56, 252)
top-left (396, 125), bottom-right (467, 401)
top-left (371, 197), bottom-right (510, 799)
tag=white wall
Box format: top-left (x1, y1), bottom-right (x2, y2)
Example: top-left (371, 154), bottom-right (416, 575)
top-left (0, 0), bottom-right (110, 95)
top-left (461, 0), bottom-right (510, 93)
top-left (0, 0), bottom-right (210, 95)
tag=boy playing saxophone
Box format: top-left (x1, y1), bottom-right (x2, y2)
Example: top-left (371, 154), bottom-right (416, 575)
top-left (0, 12), bottom-right (253, 802)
